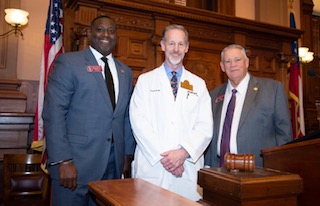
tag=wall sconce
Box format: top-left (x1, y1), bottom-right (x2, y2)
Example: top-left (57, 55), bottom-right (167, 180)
top-left (0, 8), bottom-right (29, 38)
top-left (299, 47), bottom-right (314, 64)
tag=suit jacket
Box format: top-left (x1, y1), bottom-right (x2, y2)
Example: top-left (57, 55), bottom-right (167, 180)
top-left (129, 64), bottom-right (213, 201)
top-left (204, 75), bottom-right (292, 167)
top-left (43, 48), bottom-right (135, 184)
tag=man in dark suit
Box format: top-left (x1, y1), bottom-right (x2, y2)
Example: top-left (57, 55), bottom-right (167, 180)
top-left (204, 44), bottom-right (292, 168)
top-left (43, 16), bottom-right (135, 205)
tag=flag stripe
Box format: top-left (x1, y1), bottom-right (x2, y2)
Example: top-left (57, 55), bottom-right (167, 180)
top-left (289, 10), bottom-right (305, 139)
top-left (32, 0), bottom-right (64, 172)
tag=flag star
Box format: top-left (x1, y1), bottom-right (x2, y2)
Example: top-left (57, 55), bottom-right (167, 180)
top-left (36, 0), bottom-right (64, 144)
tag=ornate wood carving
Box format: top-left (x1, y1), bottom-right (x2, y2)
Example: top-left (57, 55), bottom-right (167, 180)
top-left (63, 0), bottom-right (302, 109)
top-left (61, 0), bottom-right (320, 134)
top-left (301, 0), bottom-right (320, 132)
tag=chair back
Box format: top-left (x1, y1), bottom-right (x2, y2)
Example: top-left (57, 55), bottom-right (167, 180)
top-left (3, 153), bottom-right (49, 205)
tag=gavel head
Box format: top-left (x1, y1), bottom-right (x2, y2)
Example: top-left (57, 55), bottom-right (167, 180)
top-left (224, 153), bottom-right (255, 172)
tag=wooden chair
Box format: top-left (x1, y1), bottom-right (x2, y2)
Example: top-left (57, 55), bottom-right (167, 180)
top-left (3, 153), bottom-right (50, 206)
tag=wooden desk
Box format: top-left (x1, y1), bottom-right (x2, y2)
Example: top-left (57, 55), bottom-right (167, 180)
top-left (262, 137), bottom-right (320, 206)
top-left (198, 167), bottom-right (303, 206)
top-left (88, 178), bottom-right (201, 206)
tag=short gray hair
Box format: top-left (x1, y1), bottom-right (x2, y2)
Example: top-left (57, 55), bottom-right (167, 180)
top-left (221, 44), bottom-right (248, 61)
top-left (162, 24), bottom-right (189, 43)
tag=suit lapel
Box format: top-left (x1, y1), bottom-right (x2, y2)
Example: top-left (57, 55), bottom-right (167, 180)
top-left (238, 75), bottom-right (258, 128)
top-left (85, 49), bottom-right (111, 107)
top-left (179, 68), bottom-right (191, 101)
top-left (214, 84), bottom-right (227, 142)
top-left (113, 58), bottom-right (126, 114)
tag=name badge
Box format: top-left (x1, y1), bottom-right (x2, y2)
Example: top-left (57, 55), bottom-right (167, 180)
top-left (181, 80), bottom-right (193, 91)
top-left (86, 65), bottom-right (102, 72)
top-left (215, 95), bottom-right (224, 103)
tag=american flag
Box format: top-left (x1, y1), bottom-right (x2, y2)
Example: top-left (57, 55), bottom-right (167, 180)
top-left (32, 0), bottom-right (64, 171)
top-left (289, 10), bottom-right (305, 139)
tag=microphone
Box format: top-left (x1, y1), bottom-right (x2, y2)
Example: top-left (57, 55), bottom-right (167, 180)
top-left (307, 68), bottom-right (320, 78)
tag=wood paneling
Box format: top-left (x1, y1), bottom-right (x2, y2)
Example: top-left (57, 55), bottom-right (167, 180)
top-left (301, 0), bottom-right (320, 132)
top-left (64, 0), bottom-right (302, 92)
top-left (262, 137), bottom-right (320, 206)
top-left (198, 167), bottom-right (303, 206)
top-left (0, 79), bottom-right (34, 161)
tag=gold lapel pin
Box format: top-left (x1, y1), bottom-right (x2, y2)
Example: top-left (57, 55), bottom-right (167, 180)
top-left (253, 87), bottom-right (258, 91)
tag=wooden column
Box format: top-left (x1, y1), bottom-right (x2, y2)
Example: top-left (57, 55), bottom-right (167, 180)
top-left (300, 0), bottom-right (320, 132)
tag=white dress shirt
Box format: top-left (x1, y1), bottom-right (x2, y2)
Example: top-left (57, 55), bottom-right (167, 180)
top-left (217, 72), bottom-right (250, 156)
top-left (89, 46), bottom-right (119, 103)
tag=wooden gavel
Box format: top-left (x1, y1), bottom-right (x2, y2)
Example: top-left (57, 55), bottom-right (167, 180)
top-left (224, 153), bottom-right (255, 172)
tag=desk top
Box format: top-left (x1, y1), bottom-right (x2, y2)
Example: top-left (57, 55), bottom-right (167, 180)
top-left (88, 178), bottom-right (201, 206)
top-left (200, 167), bottom-right (302, 182)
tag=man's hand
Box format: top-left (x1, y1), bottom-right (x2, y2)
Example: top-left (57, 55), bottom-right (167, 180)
top-left (58, 160), bottom-right (77, 191)
top-left (160, 148), bottom-right (189, 177)
top-left (171, 165), bottom-right (184, 177)
top-left (123, 155), bottom-right (133, 178)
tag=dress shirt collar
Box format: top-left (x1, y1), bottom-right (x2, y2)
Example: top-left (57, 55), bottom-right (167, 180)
top-left (163, 62), bottom-right (183, 80)
top-left (89, 46), bottom-right (113, 63)
top-left (227, 72), bottom-right (250, 95)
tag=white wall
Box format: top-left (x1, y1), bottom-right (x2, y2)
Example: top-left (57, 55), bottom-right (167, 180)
top-left (17, 0), bottom-right (49, 81)
top-left (236, 0), bottom-right (255, 20)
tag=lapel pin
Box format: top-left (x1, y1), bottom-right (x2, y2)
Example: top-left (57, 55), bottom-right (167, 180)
top-left (215, 94), bottom-right (224, 103)
top-left (253, 87), bottom-right (258, 91)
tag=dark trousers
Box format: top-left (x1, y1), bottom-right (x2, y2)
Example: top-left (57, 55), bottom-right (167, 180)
top-left (51, 143), bottom-right (119, 206)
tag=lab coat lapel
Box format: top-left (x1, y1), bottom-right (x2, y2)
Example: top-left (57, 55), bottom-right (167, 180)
top-left (159, 65), bottom-right (177, 103)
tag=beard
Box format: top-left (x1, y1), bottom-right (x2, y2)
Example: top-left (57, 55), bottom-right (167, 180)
top-left (168, 55), bottom-right (183, 66)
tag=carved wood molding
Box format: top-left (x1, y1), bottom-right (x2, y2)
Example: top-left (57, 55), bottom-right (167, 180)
top-left (65, 0), bottom-right (302, 39)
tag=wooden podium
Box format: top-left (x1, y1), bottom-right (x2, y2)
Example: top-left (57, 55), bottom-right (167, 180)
top-left (88, 178), bottom-right (201, 206)
top-left (198, 167), bottom-right (303, 206)
top-left (262, 137), bottom-right (320, 206)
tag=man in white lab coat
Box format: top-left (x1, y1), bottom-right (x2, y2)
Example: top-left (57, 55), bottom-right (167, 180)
top-left (129, 24), bottom-right (213, 201)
